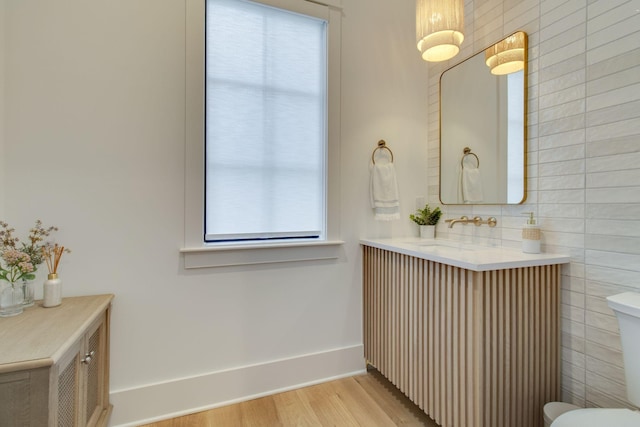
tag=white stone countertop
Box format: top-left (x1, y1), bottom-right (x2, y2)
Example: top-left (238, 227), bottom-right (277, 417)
top-left (360, 237), bottom-right (571, 272)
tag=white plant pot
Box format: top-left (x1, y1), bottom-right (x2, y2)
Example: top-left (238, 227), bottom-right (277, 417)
top-left (419, 225), bottom-right (436, 239)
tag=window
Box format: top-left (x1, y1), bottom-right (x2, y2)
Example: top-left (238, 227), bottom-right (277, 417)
top-left (507, 71), bottom-right (524, 203)
top-left (205, 0), bottom-right (327, 243)
top-left (182, 0), bottom-right (342, 267)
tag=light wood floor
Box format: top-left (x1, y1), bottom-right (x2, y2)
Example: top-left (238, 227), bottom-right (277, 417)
top-left (141, 368), bottom-right (440, 427)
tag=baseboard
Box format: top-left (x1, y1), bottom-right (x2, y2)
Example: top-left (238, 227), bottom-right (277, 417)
top-left (108, 344), bottom-right (365, 426)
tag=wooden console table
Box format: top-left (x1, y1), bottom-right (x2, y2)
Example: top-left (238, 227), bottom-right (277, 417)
top-left (0, 294), bottom-right (114, 426)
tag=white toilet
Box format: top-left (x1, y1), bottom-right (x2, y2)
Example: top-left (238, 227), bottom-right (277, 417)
top-left (544, 292), bottom-right (640, 426)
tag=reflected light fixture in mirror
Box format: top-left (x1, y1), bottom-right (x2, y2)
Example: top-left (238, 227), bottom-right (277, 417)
top-left (416, 0), bottom-right (464, 62)
top-left (485, 32), bottom-right (526, 75)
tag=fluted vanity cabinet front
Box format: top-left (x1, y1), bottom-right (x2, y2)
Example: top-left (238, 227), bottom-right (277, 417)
top-left (362, 243), bottom-right (567, 427)
top-left (0, 294), bottom-right (113, 427)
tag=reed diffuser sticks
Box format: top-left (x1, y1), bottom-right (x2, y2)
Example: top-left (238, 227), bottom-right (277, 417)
top-left (42, 244), bottom-right (68, 275)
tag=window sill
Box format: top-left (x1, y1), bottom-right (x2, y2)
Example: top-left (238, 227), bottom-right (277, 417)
top-left (180, 240), bottom-right (345, 269)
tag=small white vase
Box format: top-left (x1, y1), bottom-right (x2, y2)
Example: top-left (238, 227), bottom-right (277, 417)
top-left (419, 225), bottom-right (436, 239)
top-left (43, 274), bottom-right (62, 308)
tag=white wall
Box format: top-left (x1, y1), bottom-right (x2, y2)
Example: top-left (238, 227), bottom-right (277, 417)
top-left (429, 0), bottom-right (640, 411)
top-left (0, 0), bottom-right (5, 218)
top-left (11, 0), bottom-right (637, 421)
top-left (1, 0), bottom-right (429, 425)
top-left (341, 0), bottom-right (431, 240)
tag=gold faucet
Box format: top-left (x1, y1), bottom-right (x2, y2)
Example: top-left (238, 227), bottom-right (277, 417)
top-left (445, 216), bottom-right (469, 228)
top-left (445, 215), bottom-right (497, 228)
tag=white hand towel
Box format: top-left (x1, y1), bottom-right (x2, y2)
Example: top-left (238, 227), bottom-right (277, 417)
top-left (370, 162), bottom-right (400, 220)
top-left (462, 168), bottom-right (484, 203)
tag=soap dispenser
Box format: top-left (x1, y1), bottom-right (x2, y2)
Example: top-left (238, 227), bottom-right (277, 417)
top-left (522, 212), bottom-right (541, 254)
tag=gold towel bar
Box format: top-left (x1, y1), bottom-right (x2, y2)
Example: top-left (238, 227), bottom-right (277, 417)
top-left (461, 146), bottom-right (479, 168)
top-left (372, 140), bottom-right (394, 164)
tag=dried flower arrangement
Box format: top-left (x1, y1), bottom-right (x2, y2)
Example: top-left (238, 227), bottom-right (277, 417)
top-left (0, 220), bottom-right (69, 284)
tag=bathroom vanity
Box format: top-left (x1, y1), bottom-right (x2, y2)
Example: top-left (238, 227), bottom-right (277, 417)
top-left (361, 238), bottom-right (569, 427)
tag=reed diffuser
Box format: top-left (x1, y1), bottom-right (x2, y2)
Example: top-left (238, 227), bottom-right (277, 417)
top-left (42, 244), bottom-right (69, 308)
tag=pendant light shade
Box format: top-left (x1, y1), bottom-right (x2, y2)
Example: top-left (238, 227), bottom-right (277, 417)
top-left (416, 0), bottom-right (464, 62)
top-left (485, 32), bottom-right (526, 75)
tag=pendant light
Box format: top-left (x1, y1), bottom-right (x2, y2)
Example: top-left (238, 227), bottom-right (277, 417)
top-left (485, 32), bottom-right (526, 75)
top-left (416, 0), bottom-right (464, 62)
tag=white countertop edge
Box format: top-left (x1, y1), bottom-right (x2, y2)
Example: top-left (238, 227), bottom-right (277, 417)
top-left (360, 238), bottom-right (571, 272)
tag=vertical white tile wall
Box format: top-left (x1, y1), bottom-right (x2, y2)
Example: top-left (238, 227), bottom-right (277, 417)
top-left (583, 0), bottom-right (640, 408)
top-left (427, 0), bottom-right (640, 410)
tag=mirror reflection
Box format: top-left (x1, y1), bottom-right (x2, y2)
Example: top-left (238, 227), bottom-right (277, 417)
top-left (439, 31), bottom-right (527, 205)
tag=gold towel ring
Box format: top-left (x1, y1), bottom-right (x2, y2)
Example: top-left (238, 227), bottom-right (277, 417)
top-left (372, 140), bottom-right (394, 164)
top-left (461, 147), bottom-right (479, 168)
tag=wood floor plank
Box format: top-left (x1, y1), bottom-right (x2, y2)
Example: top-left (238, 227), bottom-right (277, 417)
top-left (201, 403), bottom-right (242, 427)
top-left (325, 376), bottom-right (397, 427)
top-left (354, 370), bottom-right (439, 427)
top-left (272, 388), bottom-right (322, 426)
top-left (239, 395), bottom-right (281, 427)
top-left (149, 402), bottom-right (243, 427)
top-left (301, 380), bottom-right (362, 426)
top-left (141, 369), bottom-right (441, 427)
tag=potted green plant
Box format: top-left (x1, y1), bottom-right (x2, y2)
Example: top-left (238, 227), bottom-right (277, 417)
top-left (409, 204), bottom-right (442, 239)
